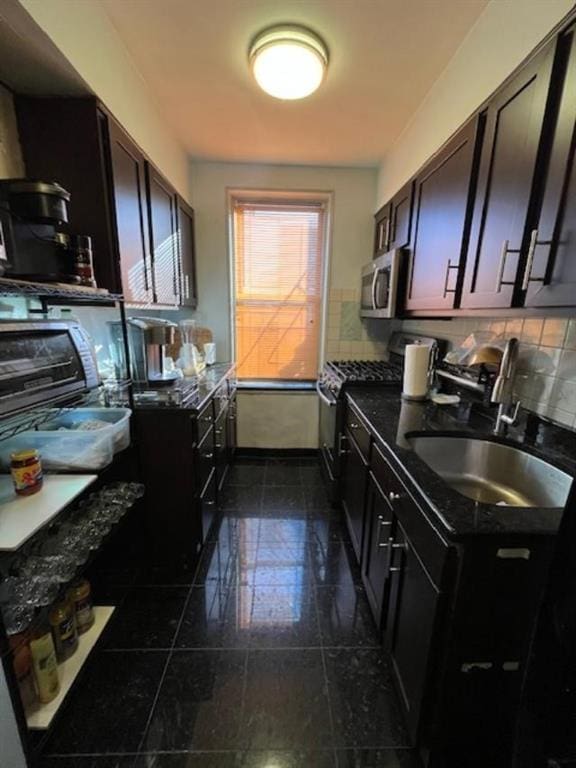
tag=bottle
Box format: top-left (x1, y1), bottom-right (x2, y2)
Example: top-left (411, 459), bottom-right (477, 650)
top-left (10, 449), bottom-right (43, 496)
top-left (49, 600), bottom-right (78, 662)
top-left (8, 631), bottom-right (37, 709)
top-left (29, 621), bottom-right (60, 704)
top-left (67, 579), bottom-right (94, 634)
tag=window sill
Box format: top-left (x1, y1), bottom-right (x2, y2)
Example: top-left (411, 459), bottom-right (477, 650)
top-left (237, 379), bottom-right (316, 392)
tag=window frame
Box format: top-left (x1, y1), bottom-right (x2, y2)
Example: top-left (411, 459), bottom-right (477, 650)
top-left (227, 188), bottom-right (332, 383)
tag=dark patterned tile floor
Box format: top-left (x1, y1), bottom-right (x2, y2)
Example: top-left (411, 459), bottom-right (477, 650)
top-left (40, 455), bottom-right (420, 768)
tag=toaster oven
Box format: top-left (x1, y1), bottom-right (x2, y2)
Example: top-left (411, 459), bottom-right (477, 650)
top-left (0, 320), bottom-right (100, 417)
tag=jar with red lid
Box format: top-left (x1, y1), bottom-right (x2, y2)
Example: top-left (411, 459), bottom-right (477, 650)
top-left (10, 449), bottom-right (43, 496)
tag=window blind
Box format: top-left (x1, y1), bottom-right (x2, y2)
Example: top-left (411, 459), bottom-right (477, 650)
top-left (232, 197), bottom-right (326, 380)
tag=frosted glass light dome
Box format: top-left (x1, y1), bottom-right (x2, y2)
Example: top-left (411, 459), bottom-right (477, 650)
top-left (249, 25), bottom-right (328, 100)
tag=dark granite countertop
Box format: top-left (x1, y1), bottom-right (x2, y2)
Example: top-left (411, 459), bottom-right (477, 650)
top-left (133, 362), bottom-right (235, 412)
top-left (346, 388), bottom-right (576, 541)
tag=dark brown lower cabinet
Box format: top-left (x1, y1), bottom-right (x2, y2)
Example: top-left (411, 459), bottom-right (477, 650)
top-left (341, 430), bottom-right (368, 560)
top-left (384, 521), bottom-right (440, 741)
top-left (362, 474), bottom-right (393, 625)
top-left (214, 406), bottom-right (229, 491)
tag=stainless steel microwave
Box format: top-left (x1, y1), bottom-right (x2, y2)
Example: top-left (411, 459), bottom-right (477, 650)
top-left (360, 248), bottom-right (404, 318)
top-left (0, 320), bottom-right (99, 417)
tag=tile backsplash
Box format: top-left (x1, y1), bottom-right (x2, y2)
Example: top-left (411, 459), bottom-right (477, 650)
top-left (401, 317), bottom-right (576, 429)
top-left (325, 288), bottom-right (393, 361)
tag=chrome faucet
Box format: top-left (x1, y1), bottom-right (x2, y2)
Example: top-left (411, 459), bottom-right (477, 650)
top-left (491, 337), bottom-right (521, 435)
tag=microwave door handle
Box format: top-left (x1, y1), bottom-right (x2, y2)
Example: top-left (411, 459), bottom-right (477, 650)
top-left (371, 268), bottom-right (379, 310)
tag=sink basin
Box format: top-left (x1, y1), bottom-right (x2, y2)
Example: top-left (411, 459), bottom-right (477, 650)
top-left (407, 434), bottom-right (573, 508)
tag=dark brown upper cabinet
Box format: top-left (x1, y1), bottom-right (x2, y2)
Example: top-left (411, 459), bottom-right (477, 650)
top-left (145, 162), bottom-right (179, 306)
top-left (108, 121), bottom-right (154, 305)
top-left (524, 25), bottom-right (576, 309)
top-left (374, 182), bottom-right (413, 258)
top-left (176, 196), bottom-right (198, 308)
top-left (405, 118), bottom-right (481, 312)
top-left (374, 203), bottom-right (392, 257)
top-left (461, 41), bottom-right (557, 310)
top-left (389, 180), bottom-right (413, 250)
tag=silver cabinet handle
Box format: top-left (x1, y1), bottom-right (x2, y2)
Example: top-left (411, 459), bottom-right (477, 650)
top-left (202, 452), bottom-right (214, 459)
top-left (185, 274), bottom-right (190, 299)
top-left (442, 259), bottom-right (459, 298)
top-left (349, 422), bottom-right (360, 430)
top-left (384, 217), bottom-right (391, 250)
top-left (389, 566), bottom-right (403, 573)
top-left (388, 492), bottom-right (401, 502)
top-left (495, 239), bottom-right (510, 293)
top-left (377, 515), bottom-right (392, 526)
top-left (521, 229), bottom-right (538, 291)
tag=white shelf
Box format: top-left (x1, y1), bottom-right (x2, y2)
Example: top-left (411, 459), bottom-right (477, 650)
top-left (0, 474), bottom-right (97, 551)
top-left (26, 606), bottom-right (115, 730)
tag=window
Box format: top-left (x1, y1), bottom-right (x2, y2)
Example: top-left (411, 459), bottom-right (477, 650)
top-left (230, 192), bottom-right (328, 380)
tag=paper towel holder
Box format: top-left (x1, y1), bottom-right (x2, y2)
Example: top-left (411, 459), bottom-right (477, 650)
top-left (401, 341), bottom-right (438, 402)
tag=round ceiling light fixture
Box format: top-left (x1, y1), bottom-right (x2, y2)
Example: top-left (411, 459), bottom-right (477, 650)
top-left (249, 24), bottom-right (329, 100)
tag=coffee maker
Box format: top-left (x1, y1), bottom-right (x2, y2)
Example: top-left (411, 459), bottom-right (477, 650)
top-left (0, 178), bottom-right (94, 284)
top-left (126, 317), bottom-right (179, 384)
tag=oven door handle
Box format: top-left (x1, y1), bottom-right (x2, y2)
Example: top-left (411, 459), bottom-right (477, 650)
top-left (371, 268), bottom-right (380, 310)
top-left (316, 380), bottom-right (337, 407)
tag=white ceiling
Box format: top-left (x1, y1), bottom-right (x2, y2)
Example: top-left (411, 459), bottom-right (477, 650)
top-left (100, 0), bottom-right (488, 167)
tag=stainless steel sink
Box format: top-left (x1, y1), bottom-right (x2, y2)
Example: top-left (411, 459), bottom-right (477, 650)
top-left (407, 434), bottom-right (573, 508)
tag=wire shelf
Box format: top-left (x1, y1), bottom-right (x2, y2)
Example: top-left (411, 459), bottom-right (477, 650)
top-left (0, 277), bottom-right (123, 305)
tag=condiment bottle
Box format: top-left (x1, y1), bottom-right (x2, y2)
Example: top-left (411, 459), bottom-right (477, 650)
top-left (10, 449), bottom-right (43, 496)
top-left (49, 600), bottom-right (78, 662)
top-left (29, 620), bottom-right (60, 704)
top-left (67, 579), bottom-right (94, 634)
top-left (8, 630), bottom-right (37, 709)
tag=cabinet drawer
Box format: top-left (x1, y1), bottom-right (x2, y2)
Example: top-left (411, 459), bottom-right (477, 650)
top-left (197, 403), bottom-right (213, 444)
top-left (371, 441), bottom-right (448, 588)
top-left (346, 408), bottom-right (371, 460)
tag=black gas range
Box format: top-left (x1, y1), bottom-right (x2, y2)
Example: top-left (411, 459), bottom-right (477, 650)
top-left (317, 332), bottom-right (440, 500)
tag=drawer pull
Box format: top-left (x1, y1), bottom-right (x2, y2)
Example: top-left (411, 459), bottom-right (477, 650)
top-left (497, 548), bottom-right (530, 560)
top-left (349, 422), bottom-right (360, 430)
top-left (377, 516), bottom-right (392, 527)
top-left (388, 566), bottom-right (403, 573)
top-left (461, 662), bottom-right (493, 673)
top-left (388, 492), bottom-right (401, 502)
top-left (202, 452), bottom-right (214, 460)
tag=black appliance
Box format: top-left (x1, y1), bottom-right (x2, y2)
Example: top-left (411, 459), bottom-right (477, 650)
top-left (0, 178), bottom-right (84, 283)
top-left (0, 320), bottom-right (100, 417)
top-left (317, 332), bottom-right (440, 500)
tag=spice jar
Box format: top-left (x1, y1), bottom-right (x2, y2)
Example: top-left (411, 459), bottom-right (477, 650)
top-left (49, 600), bottom-right (78, 662)
top-left (67, 579), bottom-right (94, 635)
top-left (8, 630), bottom-right (37, 709)
top-left (29, 619), bottom-right (60, 704)
top-left (10, 449), bottom-right (43, 496)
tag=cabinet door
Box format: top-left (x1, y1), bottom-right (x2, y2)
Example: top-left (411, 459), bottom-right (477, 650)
top-left (146, 163), bottom-right (179, 306)
top-left (108, 120), bottom-right (153, 304)
top-left (362, 475), bottom-right (393, 627)
top-left (374, 203), bottom-right (392, 257)
top-left (526, 27), bottom-right (576, 308)
top-left (389, 180), bottom-right (413, 250)
top-left (461, 42), bottom-right (557, 309)
top-left (227, 390), bottom-right (237, 461)
top-left (214, 408), bottom-right (229, 491)
top-left (385, 522), bottom-right (439, 741)
top-left (175, 196), bottom-right (198, 308)
top-left (405, 118), bottom-right (481, 311)
top-left (341, 431), bottom-right (368, 562)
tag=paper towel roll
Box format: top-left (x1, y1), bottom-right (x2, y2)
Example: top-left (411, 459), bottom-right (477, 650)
top-left (402, 343), bottom-right (430, 401)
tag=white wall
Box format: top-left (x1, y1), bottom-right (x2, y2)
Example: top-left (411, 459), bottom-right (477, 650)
top-left (377, 0), bottom-right (574, 205)
top-left (18, 0), bottom-right (190, 199)
top-left (0, 84), bottom-right (24, 178)
top-left (237, 391), bottom-right (319, 449)
top-left (190, 161), bottom-right (377, 361)
top-left (0, 661), bottom-right (27, 768)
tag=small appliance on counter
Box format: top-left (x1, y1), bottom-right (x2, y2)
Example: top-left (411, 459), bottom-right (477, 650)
top-left (125, 317), bottom-right (180, 384)
top-left (0, 179), bottom-right (96, 286)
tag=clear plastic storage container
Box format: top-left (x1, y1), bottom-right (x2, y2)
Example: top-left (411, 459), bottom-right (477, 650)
top-left (0, 431), bottom-right (113, 472)
top-left (43, 408), bottom-right (132, 454)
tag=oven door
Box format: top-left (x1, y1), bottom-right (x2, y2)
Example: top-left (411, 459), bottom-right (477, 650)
top-left (317, 381), bottom-right (341, 477)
